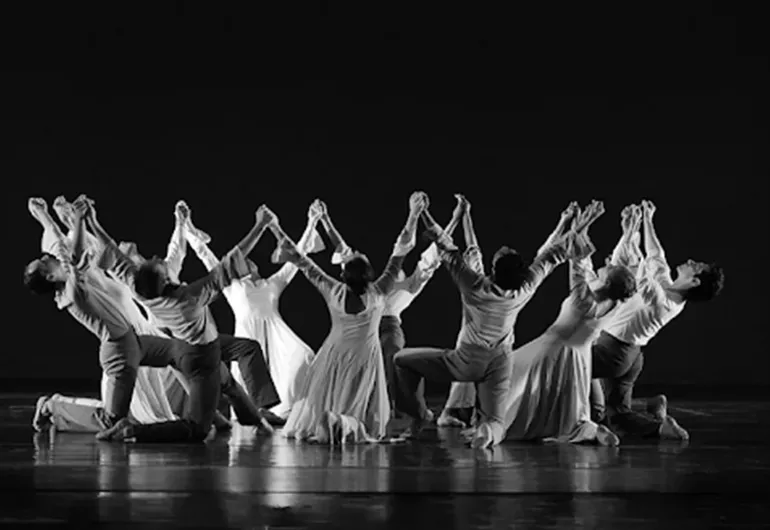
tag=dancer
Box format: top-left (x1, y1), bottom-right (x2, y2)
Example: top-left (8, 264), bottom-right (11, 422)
top-left (84, 199), bottom-right (276, 442)
top-left (394, 197), bottom-right (576, 446)
top-left (316, 196), bottom-right (465, 411)
top-left (434, 196), bottom-right (561, 428)
top-left (480, 201), bottom-right (634, 449)
top-left (590, 200), bottom-right (724, 440)
top-left (267, 193), bottom-right (425, 443)
top-left (183, 201), bottom-right (326, 423)
top-left (28, 198), bottom-right (243, 433)
top-left (39, 197), bottom-right (191, 423)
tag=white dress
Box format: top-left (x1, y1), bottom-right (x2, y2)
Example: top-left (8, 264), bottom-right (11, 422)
top-left (189, 221), bottom-right (325, 419)
top-left (281, 248), bottom-right (406, 444)
top-left (494, 237), bottom-right (623, 444)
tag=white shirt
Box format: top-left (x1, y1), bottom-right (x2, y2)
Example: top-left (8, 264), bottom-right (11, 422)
top-left (603, 255), bottom-right (686, 346)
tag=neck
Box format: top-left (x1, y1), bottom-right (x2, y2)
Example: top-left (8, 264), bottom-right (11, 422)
top-left (664, 286), bottom-right (686, 303)
top-left (593, 287), bottom-right (611, 302)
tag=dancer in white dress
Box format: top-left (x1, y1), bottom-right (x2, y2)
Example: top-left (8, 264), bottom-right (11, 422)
top-left (266, 193), bottom-right (425, 444)
top-left (474, 201), bottom-right (635, 448)
top-left (183, 202), bottom-right (326, 423)
top-left (314, 196), bottom-right (464, 411)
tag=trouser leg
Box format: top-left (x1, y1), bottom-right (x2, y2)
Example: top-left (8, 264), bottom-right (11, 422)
top-left (394, 347), bottom-right (477, 420)
top-left (606, 353), bottom-right (662, 437)
top-left (219, 334), bottom-right (280, 410)
top-left (97, 331), bottom-right (142, 426)
top-left (129, 338), bottom-right (221, 443)
top-left (474, 349), bottom-right (514, 445)
top-left (379, 317), bottom-right (406, 402)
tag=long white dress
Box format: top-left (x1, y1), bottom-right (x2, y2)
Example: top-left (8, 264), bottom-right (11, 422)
top-left (188, 220), bottom-right (325, 419)
top-left (484, 235), bottom-right (623, 445)
top-left (281, 245), bottom-right (407, 444)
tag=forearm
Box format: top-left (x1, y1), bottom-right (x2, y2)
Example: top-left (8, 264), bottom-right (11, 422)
top-left (236, 219), bottom-right (270, 257)
top-left (297, 218), bottom-right (319, 253)
top-left (187, 237), bottom-right (220, 272)
top-left (421, 211), bottom-right (457, 252)
top-left (70, 217), bottom-right (86, 261)
top-left (87, 216), bottom-right (118, 248)
top-left (537, 219), bottom-right (569, 256)
top-left (462, 210), bottom-right (479, 248)
top-left (321, 214), bottom-right (350, 253)
top-left (609, 231), bottom-right (636, 266)
top-left (164, 221), bottom-right (187, 279)
top-left (642, 217), bottom-right (665, 258)
top-left (393, 211), bottom-right (420, 257)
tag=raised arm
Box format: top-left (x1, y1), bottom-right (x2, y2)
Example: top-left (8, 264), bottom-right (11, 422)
top-left (537, 201), bottom-right (578, 256)
top-left (268, 211), bottom-right (340, 299)
top-left (268, 206), bottom-right (325, 288)
top-left (317, 200), bottom-right (353, 263)
top-left (373, 192), bottom-right (425, 294)
top-left (609, 204), bottom-right (643, 270)
top-left (163, 201), bottom-right (189, 282)
top-left (568, 231), bottom-right (598, 298)
top-left (461, 197), bottom-right (480, 249)
top-left (641, 200), bottom-right (666, 260)
top-left (68, 198), bottom-right (90, 262)
top-left (421, 206), bottom-right (483, 292)
top-left (28, 198), bottom-right (68, 252)
top-left (418, 194), bottom-right (464, 271)
top-left (186, 236), bottom-right (221, 272)
top-left (84, 202), bottom-right (139, 288)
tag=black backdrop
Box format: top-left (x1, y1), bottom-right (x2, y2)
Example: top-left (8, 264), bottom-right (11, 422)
top-left (2, 4), bottom-right (767, 388)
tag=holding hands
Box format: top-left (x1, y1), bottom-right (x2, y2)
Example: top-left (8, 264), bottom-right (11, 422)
top-left (28, 197), bottom-right (47, 219)
top-left (641, 199), bottom-right (656, 219)
top-left (409, 191), bottom-right (428, 214)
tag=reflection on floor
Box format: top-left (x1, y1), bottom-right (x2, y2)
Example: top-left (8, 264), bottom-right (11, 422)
top-left (0, 393), bottom-right (768, 528)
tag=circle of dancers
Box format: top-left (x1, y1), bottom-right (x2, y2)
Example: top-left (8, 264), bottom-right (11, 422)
top-left (24, 192), bottom-right (724, 448)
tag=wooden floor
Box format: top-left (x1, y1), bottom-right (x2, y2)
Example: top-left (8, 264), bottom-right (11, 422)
top-left (0, 393), bottom-right (768, 529)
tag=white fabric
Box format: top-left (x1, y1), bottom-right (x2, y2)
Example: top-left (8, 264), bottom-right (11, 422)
top-left (282, 282), bottom-right (390, 444)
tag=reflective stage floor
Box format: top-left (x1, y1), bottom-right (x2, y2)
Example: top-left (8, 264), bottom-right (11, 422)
top-left (0, 393), bottom-right (768, 529)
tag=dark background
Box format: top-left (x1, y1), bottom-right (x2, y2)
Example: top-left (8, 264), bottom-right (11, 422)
top-left (2, 4), bottom-right (767, 391)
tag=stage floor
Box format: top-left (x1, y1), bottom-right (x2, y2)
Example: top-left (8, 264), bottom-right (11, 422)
top-left (0, 393), bottom-right (768, 529)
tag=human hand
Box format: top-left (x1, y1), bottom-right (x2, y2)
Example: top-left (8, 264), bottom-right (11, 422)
top-left (642, 199), bottom-right (656, 219)
top-left (27, 197), bottom-right (47, 218)
top-left (175, 200), bottom-right (191, 223)
top-left (560, 201), bottom-right (578, 223)
top-left (409, 191), bottom-right (428, 213)
top-left (308, 200), bottom-right (324, 221)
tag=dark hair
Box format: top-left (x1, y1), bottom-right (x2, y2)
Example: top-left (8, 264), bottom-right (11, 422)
top-left (682, 263), bottom-right (724, 302)
top-left (133, 260), bottom-right (167, 299)
top-left (23, 253), bottom-right (58, 295)
top-left (604, 265), bottom-right (637, 302)
top-left (341, 256), bottom-right (375, 296)
top-left (491, 247), bottom-right (530, 291)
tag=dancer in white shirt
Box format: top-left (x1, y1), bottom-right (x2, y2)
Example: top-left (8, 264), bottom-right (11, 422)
top-left (184, 201), bottom-right (326, 424)
top-left (436, 201), bottom-right (581, 428)
top-left (394, 195), bottom-right (574, 447)
top-left (590, 200), bottom-right (724, 441)
top-left (317, 196), bottom-right (464, 412)
top-left (267, 193), bottom-right (424, 443)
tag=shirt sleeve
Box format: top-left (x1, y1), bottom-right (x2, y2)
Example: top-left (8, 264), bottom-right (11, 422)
top-left (519, 238), bottom-right (570, 296)
top-left (180, 247), bottom-right (252, 307)
top-left (52, 240), bottom-right (91, 311)
top-left (373, 254), bottom-right (408, 295)
top-left (463, 245), bottom-right (485, 275)
top-left (97, 241), bottom-right (140, 292)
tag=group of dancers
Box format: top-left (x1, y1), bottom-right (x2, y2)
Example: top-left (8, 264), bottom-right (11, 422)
top-left (24, 191), bottom-right (724, 449)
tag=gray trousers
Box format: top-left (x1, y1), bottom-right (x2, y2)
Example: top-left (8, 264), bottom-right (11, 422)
top-left (394, 343), bottom-right (512, 427)
top-left (99, 331), bottom-right (279, 442)
top-left (591, 331), bottom-right (661, 438)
